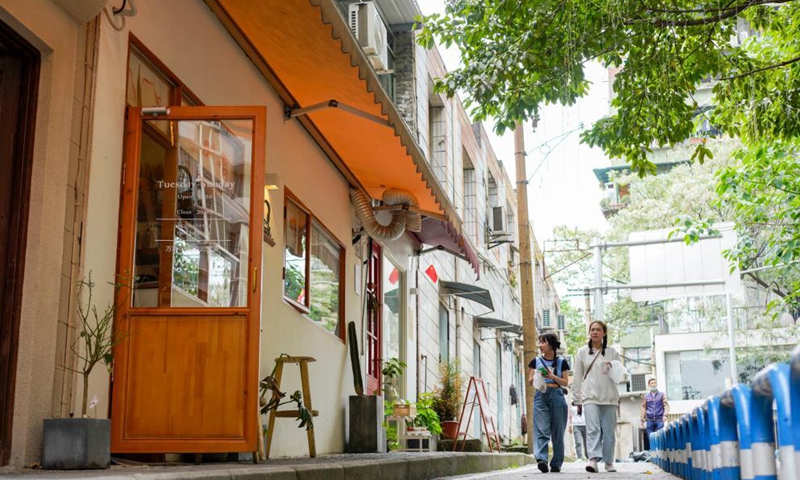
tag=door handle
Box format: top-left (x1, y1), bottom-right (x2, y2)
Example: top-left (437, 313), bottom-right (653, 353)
top-left (252, 267), bottom-right (258, 294)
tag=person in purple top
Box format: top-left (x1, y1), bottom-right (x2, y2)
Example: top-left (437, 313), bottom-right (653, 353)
top-left (640, 378), bottom-right (670, 450)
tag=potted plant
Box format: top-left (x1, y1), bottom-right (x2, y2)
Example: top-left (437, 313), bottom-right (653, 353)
top-left (346, 321), bottom-right (385, 452)
top-left (381, 357), bottom-right (406, 403)
top-left (431, 360), bottom-right (464, 440)
top-left (413, 392), bottom-right (442, 436)
top-left (42, 273), bottom-right (127, 470)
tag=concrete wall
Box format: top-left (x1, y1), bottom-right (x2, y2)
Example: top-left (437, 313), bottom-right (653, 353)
top-left (0, 0), bottom-right (81, 466)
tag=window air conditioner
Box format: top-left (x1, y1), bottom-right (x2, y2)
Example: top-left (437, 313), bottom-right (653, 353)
top-left (348, 2), bottom-right (389, 72)
top-left (491, 205), bottom-right (507, 234)
top-left (631, 373), bottom-right (647, 392)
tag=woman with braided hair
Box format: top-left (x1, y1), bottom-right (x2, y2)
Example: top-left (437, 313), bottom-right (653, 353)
top-left (571, 321), bottom-right (621, 473)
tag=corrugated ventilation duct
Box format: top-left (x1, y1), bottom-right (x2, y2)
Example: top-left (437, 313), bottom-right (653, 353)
top-left (350, 188), bottom-right (422, 242)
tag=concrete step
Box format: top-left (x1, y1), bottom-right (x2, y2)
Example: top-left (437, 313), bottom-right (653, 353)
top-left (0, 451), bottom-right (537, 480)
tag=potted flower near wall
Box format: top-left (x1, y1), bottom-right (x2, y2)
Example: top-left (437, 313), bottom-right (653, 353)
top-left (432, 360), bottom-right (464, 440)
top-left (382, 357), bottom-right (406, 404)
top-left (42, 273), bottom-right (127, 470)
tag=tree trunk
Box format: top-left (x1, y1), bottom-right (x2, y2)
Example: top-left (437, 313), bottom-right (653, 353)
top-left (82, 372), bottom-right (89, 417)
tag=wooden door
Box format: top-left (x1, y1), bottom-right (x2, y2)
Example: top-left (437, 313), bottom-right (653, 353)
top-left (0, 22), bottom-right (39, 466)
top-left (365, 242), bottom-right (382, 395)
top-left (111, 106), bottom-right (265, 453)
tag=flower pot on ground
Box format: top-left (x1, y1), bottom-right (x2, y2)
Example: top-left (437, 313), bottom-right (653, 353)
top-left (431, 361), bottom-right (464, 440)
top-left (440, 420), bottom-right (460, 440)
top-left (42, 419), bottom-right (110, 469)
top-left (43, 274), bottom-right (127, 470)
top-left (347, 395), bottom-right (386, 453)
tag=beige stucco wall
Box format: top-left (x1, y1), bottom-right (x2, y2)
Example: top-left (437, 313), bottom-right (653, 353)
top-left (0, 0), bottom-right (80, 467)
top-left (81, 0), bottom-right (382, 457)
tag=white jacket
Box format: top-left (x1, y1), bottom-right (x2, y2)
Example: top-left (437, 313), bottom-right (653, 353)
top-left (572, 344), bottom-right (621, 406)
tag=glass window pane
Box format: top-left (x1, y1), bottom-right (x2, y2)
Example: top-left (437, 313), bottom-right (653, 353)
top-left (126, 49), bottom-right (173, 136)
top-left (284, 200), bottom-right (308, 306)
top-left (383, 258), bottom-right (401, 361)
top-left (308, 223), bottom-right (341, 334)
top-left (132, 118), bottom-right (253, 308)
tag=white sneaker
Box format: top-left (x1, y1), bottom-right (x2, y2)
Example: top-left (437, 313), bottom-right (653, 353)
top-left (605, 463), bottom-right (617, 472)
top-left (586, 459), bottom-right (598, 472)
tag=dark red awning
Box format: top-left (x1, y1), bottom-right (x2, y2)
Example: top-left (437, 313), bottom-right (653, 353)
top-left (409, 218), bottom-right (480, 280)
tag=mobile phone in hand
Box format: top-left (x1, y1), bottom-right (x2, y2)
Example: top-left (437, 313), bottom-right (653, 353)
top-left (539, 367), bottom-right (549, 376)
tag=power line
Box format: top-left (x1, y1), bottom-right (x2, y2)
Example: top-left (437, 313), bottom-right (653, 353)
top-left (526, 122), bottom-right (585, 183)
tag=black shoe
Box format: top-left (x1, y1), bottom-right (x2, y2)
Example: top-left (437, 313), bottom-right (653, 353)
top-left (550, 466), bottom-right (561, 473)
top-left (537, 460), bottom-right (549, 473)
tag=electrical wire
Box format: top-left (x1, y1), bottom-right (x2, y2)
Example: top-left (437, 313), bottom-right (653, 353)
top-left (526, 123), bottom-right (585, 183)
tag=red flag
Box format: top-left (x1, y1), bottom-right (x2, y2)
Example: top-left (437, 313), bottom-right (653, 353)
top-left (388, 268), bottom-right (399, 285)
top-left (425, 264), bottom-right (438, 283)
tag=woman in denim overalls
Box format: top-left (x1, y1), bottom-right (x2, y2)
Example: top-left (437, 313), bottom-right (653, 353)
top-left (527, 333), bottom-right (570, 473)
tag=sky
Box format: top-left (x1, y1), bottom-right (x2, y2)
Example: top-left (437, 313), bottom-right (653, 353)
top-left (416, 1), bottom-right (610, 247)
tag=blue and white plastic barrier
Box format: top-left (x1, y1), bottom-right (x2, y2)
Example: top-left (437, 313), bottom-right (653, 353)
top-left (649, 342), bottom-right (800, 480)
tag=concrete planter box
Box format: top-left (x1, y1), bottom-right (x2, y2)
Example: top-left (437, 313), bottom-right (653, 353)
top-left (347, 395), bottom-right (386, 453)
top-left (42, 418), bottom-right (110, 470)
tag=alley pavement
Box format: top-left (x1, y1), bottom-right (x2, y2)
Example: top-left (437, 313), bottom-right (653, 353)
top-left (438, 460), bottom-right (672, 480)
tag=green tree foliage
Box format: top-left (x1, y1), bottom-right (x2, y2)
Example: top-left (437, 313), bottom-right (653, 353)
top-left (710, 141), bottom-right (800, 313)
top-left (547, 149), bottom-right (736, 334)
top-left (419, 1), bottom-right (800, 175)
top-left (560, 300), bottom-right (587, 356)
top-left (546, 226), bottom-right (600, 292)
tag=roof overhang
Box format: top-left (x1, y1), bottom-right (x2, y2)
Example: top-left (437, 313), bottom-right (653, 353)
top-left (474, 317), bottom-right (523, 336)
top-left (439, 281), bottom-right (493, 313)
top-left (205, 0), bottom-right (460, 229)
top-left (410, 217), bottom-right (480, 280)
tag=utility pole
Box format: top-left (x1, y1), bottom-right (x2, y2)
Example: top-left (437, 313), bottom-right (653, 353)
top-left (593, 240), bottom-right (604, 321)
top-left (583, 288), bottom-right (592, 330)
top-left (514, 121), bottom-right (538, 454)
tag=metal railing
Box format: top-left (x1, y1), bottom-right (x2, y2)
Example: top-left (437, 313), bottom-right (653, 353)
top-left (650, 342), bottom-right (800, 480)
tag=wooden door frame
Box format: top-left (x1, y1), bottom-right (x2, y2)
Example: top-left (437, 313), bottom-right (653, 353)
top-left (111, 106), bottom-right (265, 453)
top-left (366, 242), bottom-right (382, 395)
top-left (0, 20), bottom-right (40, 467)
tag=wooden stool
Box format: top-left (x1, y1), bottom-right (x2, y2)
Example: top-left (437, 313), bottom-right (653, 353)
top-left (263, 356), bottom-right (319, 459)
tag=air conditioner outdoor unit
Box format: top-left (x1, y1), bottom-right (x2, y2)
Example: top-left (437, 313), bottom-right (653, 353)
top-left (348, 2), bottom-right (389, 72)
top-left (630, 373), bottom-right (647, 392)
top-left (491, 205), bottom-right (507, 234)
top-left (542, 308), bottom-right (551, 327)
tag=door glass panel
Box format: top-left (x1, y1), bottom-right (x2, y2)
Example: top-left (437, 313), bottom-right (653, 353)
top-left (382, 258), bottom-right (401, 362)
top-left (133, 118), bottom-right (253, 308)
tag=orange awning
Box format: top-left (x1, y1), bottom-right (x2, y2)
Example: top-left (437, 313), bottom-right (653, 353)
top-left (206, 0), bottom-right (459, 229)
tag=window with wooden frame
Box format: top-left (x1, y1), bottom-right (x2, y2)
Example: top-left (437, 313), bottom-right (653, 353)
top-left (283, 192), bottom-right (345, 338)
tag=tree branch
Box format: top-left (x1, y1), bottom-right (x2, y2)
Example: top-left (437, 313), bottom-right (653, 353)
top-left (644, 0), bottom-right (792, 15)
top-left (724, 55), bottom-right (800, 80)
top-left (632, 0), bottom-right (791, 28)
top-left (745, 271), bottom-right (788, 298)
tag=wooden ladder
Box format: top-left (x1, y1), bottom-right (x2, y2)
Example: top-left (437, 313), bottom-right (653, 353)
top-left (256, 356), bottom-right (319, 461)
top-left (452, 376), bottom-right (501, 453)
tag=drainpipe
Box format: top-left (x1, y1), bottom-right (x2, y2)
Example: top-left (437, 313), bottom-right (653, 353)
top-left (454, 254), bottom-right (462, 364)
top-left (415, 255), bottom-right (422, 397)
